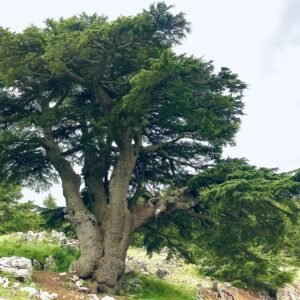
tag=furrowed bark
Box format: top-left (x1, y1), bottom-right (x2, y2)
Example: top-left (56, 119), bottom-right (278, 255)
top-left (92, 133), bottom-right (140, 293)
top-left (82, 149), bottom-right (108, 225)
top-left (42, 126), bottom-right (103, 278)
top-left (42, 118), bottom-right (198, 293)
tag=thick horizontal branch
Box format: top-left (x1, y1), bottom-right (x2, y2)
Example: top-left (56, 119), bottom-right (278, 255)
top-left (141, 131), bottom-right (201, 154)
top-left (62, 146), bottom-right (82, 157)
top-left (141, 136), bottom-right (184, 153)
top-left (133, 187), bottom-right (198, 230)
top-left (61, 64), bottom-right (85, 84)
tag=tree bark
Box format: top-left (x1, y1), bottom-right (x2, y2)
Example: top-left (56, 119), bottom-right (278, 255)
top-left (43, 123), bottom-right (198, 293)
top-left (42, 126), bottom-right (104, 278)
top-left (91, 211), bottom-right (134, 293)
top-left (89, 133), bottom-right (139, 293)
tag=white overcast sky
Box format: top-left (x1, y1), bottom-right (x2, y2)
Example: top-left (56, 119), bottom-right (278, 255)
top-left (1, 0), bottom-right (299, 206)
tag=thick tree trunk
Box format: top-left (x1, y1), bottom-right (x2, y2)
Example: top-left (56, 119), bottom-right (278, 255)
top-left (45, 126), bottom-right (197, 293)
top-left (72, 188), bottom-right (197, 293)
top-left (79, 209), bottom-right (134, 294)
top-left (75, 134), bottom-right (139, 293)
top-left (61, 177), bottom-right (103, 278)
top-left (92, 215), bottom-right (133, 293)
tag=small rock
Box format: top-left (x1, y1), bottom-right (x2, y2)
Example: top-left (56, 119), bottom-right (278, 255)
top-left (63, 240), bottom-right (80, 250)
top-left (11, 282), bottom-right (21, 291)
top-left (87, 295), bottom-right (99, 300)
top-left (125, 256), bottom-right (150, 275)
top-left (20, 286), bottom-right (38, 298)
top-left (32, 259), bottom-right (42, 270)
top-left (39, 290), bottom-right (58, 300)
top-left (71, 275), bottom-right (79, 282)
top-left (0, 276), bottom-right (10, 288)
top-left (50, 230), bottom-right (68, 244)
top-left (156, 268), bottom-right (168, 279)
top-left (59, 272), bottom-right (67, 276)
top-left (78, 286), bottom-right (89, 293)
top-left (75, 279), bottom-right (84, 288)
top-left (44, 256), bottom-right (57, 271)
top-left (101, 296), bottom-right (115, 300)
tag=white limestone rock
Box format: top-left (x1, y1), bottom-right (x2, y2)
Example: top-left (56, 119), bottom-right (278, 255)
top-left (0, 276), bottom-right (9, 288)
top-left (11, 282), bottom-right (21, 291)
top-left (101, 296), bottom-right (115, 300)
top-left (75, 279), bottom-right (84, 288)
top-left (277, 284), bottom-right (300, 300)
top-left (88, 295), bottom-right (100, 300)
top-left (20, 286), bottom-right (38, 298)
top-left (38, 290), bottom-right (58, 300)
top-left (0, 256), bottom-right (32, 280)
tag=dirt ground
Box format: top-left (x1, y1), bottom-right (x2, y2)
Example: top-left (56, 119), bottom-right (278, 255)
top-left (32, 271), bottom-right (127, 300)
top-left (32, 271), bottom-right (272, 300)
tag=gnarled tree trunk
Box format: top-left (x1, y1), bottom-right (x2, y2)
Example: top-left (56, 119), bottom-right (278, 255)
top-left (44, 125), bottom-right (197, 293)
top-left (74, 187), bottom-right (196, 293)
top-left (72, 210), bottom-right (134, 293)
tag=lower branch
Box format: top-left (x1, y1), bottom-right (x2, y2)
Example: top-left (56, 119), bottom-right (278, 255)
top-left (133, 187), bottom-right (198, 230)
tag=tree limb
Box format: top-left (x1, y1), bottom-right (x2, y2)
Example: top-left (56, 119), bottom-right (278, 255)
top-left (141, 135), bottom-right (184, 153)
top-left (60, 64), bottom-right (85, 84)
top-left (133, 187), bottom-right (198, 230)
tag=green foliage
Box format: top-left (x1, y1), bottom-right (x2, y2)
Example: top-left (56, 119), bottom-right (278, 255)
top-left (124, 273), bottom-right (195, 300)
top-left (42, 193), bottom-right (57, 209)
top-left (1, 2), bottom-right (294, 292)
top-left (139, 159), bottom-right (300, 291)
top-left (0, 3), bottom-right (245, 199)
top-left (0, 286), bottom-right (28, 300)
top-left (0, 183), bottom-right (22, 203)
top-left (40, 207), bottom-right (76, 237)
top-left (0, 184), bottom-right (42, 233)
top-left (0, 236), bottom-right (79, 272)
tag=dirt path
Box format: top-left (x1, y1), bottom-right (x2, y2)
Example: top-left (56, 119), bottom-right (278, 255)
top-left (32, 271), bottom-right (127, 300)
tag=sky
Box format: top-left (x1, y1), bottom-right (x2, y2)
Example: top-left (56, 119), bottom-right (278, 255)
top-left (1, 0), bottom-right (299, 206)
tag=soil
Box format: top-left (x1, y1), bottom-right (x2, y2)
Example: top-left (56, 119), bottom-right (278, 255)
top-left (32, 271), bottom-right (127, 300)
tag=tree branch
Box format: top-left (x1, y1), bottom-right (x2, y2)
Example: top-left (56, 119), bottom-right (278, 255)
top-left (141, 135), bottom-right (184, 153)
top-left (133, 187), bottom-right (198, 230)
top-left (60, 64), bottom-right (85, 84)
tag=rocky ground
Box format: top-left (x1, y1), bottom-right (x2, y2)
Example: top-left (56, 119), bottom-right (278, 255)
top-left (0, 231), bottom-right (300, 300)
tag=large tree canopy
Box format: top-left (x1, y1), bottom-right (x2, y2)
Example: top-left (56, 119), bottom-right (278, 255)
top-left (0, 3), bottom-right (245, 190)
top-left (0, 2), bottom-right (298, 293)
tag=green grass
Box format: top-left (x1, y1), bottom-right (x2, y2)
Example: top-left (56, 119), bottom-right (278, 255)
top-left (0, 270), bottom-right (34, 300)
top-left (0, 236), bottom-right (80, 272)
top-left (0, 286), bottom-right (29, 300)
top-left (125, 275), bottom-right (196, 300)
top-left (0, 236), bottom-right (197, 299)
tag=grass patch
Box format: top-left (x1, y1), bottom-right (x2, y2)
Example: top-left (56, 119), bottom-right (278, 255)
top-left (0, 273), bottom-right (33, 300)
top-left (125, 274), bottom-right (195, 300)
top-left (0, 236), bottom-right (79, 272)
top-left (0, 286), bottom-right (29, 300)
